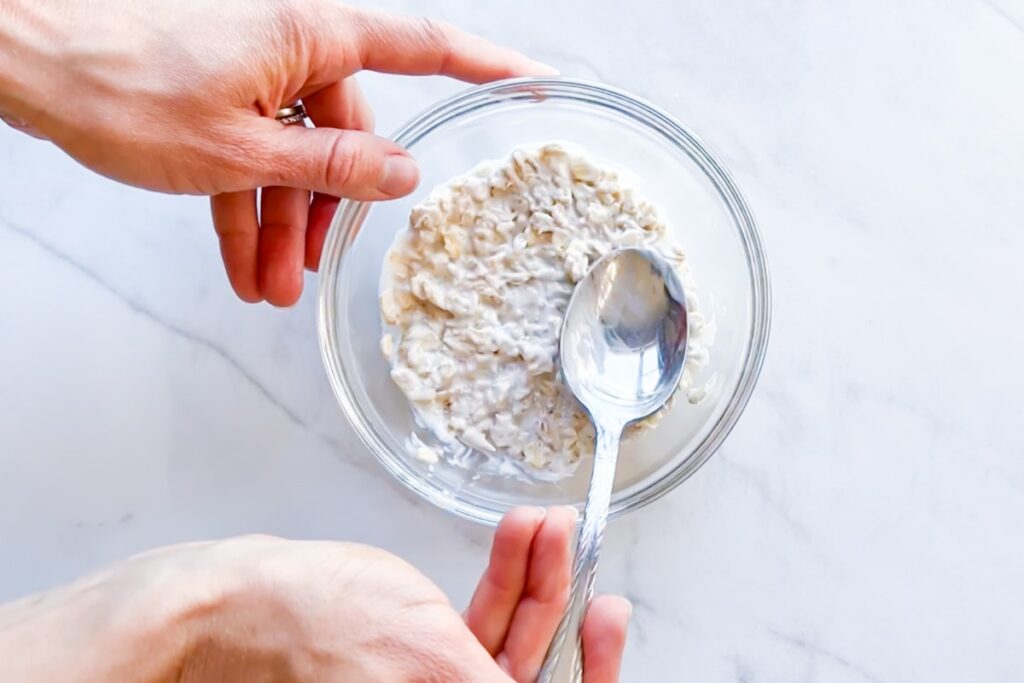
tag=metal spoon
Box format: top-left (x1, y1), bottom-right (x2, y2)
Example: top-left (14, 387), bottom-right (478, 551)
top-left (537, 247), bottom-right (689, 682)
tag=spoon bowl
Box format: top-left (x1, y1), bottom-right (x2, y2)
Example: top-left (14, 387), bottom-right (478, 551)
top-left (560, 248), bottom-right (689, 424)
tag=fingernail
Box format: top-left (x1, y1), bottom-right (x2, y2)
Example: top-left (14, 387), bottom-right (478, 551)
top-left (379, 155), bottom-right (420, 197)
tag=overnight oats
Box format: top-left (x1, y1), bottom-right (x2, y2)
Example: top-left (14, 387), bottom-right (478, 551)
top-left (379, 143), bottom-right (714, 479)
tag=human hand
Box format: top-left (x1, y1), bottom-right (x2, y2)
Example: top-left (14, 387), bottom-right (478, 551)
top-left (465, 507), bottom-right (631, 682)
top-left (0, 0), bottom-right (554, 305)
top-left (0, 507), bottom-right (629, 682)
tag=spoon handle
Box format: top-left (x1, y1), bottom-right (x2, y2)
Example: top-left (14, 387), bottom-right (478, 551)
top-left (537, 421), bottom-right (623, 683)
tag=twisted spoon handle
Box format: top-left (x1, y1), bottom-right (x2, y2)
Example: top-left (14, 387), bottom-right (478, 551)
top-left (537, 421), bottom-right (623, 682)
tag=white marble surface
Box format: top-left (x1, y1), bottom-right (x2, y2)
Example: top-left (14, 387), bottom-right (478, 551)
top-left (2, 1), bottom-right (1023, 680)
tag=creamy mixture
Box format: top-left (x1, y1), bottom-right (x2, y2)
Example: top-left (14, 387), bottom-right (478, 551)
top-left (380, 143), bottom-right (713, 476)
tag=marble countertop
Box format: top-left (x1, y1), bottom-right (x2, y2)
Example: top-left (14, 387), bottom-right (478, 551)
top-left (2, 1), bottom-right (1022, 680)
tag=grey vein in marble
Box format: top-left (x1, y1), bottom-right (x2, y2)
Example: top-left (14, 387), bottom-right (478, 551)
top-left (0, 215), bottom-right (373, 473)
top-left (717, 456), bottom-right (827, 563)
top-left (984, 0), bottom-right (1024, 33)
top-left (763, 625), bottom-right (887, 683)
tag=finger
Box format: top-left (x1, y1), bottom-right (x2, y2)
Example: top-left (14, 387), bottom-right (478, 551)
top-left (211, 191), bottom-right (261, 303)
top-left (496, 506), bottom-right (576, 682)
top-left (582, 595), bottom-right (632, 683)
top-left (305, 194), bottom-right (339, 271)
top-left (259, 186), bottom-right (310, 307)
top-left (305, 78), bottom-right (375, 133)
top-left (340, 9), bottom-right (558, 84)
top-left (303, 78), bottom-right (374, 271)
top-left (465, 507), bottom-right (547, 655)
top-left (253, 122), bottom-right (419, 200)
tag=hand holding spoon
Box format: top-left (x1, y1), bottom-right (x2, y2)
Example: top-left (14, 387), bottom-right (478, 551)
top-left (537, 247), bottom-right (689, 681)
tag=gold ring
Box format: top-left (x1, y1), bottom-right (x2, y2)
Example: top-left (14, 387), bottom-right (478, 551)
top-left (275, 102), bottom-right (309, 126)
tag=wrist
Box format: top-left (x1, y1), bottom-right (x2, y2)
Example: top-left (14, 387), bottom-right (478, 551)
top-left (0, 546), bottom-right (220, 682)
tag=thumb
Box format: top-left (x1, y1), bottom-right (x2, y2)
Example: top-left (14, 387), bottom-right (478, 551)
top-left (256, 124), bottom-right (420, 199)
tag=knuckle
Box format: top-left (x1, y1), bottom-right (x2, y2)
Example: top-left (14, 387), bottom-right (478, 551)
top-left (417, 16), bottom-right (453, 52)
top-left (265, 0), bottom-right (305, 30)
top-left (417, 16), bottom-right (449, 43)
top-left (322, 133), bottom-right (362, 191)
top-left (259, 218), bottom-right (303, 235)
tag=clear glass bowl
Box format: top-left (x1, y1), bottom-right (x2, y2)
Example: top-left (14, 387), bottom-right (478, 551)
top-left (317, 78), bottom-right (770, 526)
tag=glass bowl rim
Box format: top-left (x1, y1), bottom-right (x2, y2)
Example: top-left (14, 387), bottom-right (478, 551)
top-left (317, 76), bottom-right (772, 526)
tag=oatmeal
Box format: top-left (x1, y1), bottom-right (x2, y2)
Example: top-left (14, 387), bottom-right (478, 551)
top-left (380, 143), bottom-right (713, 475)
